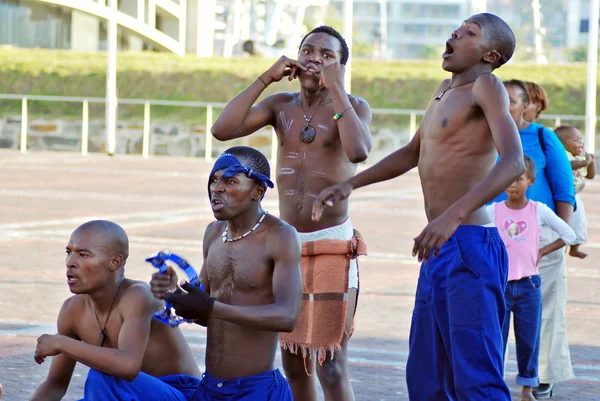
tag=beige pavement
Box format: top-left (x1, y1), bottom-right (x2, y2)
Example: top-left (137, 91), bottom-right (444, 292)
top-left (0, 150), bottom-right (598, 400)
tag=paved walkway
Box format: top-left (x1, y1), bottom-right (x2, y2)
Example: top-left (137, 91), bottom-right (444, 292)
top-left (0, 150), bottom-right (598, 400)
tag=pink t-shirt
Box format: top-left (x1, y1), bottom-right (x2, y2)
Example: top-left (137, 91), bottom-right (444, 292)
top-left (493, 201), bottom-right (540, 281)
top-left (488, 201), bottom-right (576, 281)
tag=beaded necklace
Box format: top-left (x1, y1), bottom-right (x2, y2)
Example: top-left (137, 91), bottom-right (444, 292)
top-left (222, 211), bottom-right (268, 242)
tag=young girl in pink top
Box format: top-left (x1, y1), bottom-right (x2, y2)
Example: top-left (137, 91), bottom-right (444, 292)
top-left (488, 156), bottom-right (575, 401)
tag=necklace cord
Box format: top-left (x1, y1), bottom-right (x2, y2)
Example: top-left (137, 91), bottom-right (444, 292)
top-left (299, 97), bottom-right (329, 126)
top-left (93, 278), bottom-right (125, 337)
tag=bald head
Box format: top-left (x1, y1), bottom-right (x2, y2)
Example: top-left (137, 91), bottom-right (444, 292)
top-left (73, 220), bottom-right (129, 266)
top-left (555, 125), bottom-right (579, 142)
top-left (472, 13), bottom-right (516, 69)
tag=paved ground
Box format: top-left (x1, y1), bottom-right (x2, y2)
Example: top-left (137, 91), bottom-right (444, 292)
top-left (0, 150), bottom-right (598, 401)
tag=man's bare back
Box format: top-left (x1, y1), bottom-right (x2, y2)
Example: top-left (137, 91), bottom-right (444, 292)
top-left (418, 77), bottom-right (499, 225)
top-left (62, 280), bottom-right (199, 378)
top-left (31, 220), bottom-right (201, 401)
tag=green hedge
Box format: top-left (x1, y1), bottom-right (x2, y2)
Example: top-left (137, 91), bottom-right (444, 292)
top-left (0, 48), bottom-right (592, 121)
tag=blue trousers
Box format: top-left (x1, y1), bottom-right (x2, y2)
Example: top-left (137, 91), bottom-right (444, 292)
top-left (192, 369), bottom-right (292, 401)
top-left (406, 226), bottom-right (511, 401)
top-left (78, 368), bottom-right (200, 401)
top-left (502, 275), bottom-right (542, 387)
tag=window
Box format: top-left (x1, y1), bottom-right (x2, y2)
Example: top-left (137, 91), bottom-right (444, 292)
top-left (580, 19), bottom-right (589, 33)
top-left (0, 0), bottom-right (71, 49)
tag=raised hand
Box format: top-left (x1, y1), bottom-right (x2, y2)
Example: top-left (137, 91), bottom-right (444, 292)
top-left (261, 56), bottom-right (307, 85)
top-left (585, 152), bottom-right (594, 165)
top-left (318, 63), bottom-right (346, 90)
top-left (164, 282), bottom-right (215, 327)
top-left (312, 180), bottom-right (353, 222)
top-left (150, 266), bottom-right (179, 299)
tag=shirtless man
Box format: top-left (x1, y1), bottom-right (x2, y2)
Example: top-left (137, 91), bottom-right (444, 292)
top-left (30, 220), bottom-right (201, 401)
top-left (211, 26), bottom-right (372, 401)
top-left (151, 146), bottom-right (302, 400)
top-left (313, 14), bottom-right (524, 401)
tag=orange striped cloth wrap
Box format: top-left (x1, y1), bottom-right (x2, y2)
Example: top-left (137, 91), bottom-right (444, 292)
top-left (279, 230), bottom-right (367, 365)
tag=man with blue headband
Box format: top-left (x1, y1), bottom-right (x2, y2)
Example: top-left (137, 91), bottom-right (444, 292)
top-left (211, 26), bottom-right (372, 401)
top-left (151, 146), bottom-right (302, 401)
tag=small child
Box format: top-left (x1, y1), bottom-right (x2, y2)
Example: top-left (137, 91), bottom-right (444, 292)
top-left (488, 156), bottom-right (575, 401)
top-left (555, 125), bottom-right (596, 259)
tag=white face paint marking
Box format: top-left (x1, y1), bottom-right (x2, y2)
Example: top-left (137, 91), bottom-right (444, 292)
top-left (283, 189), bottom-right (296, 196)
top-left (307, 192), bottom-right (319, 198)
top-left (279, 168), bottom-right (295, 175)
top-left (285, 152), bottom-right (299, 159)
top-left (310, 170), bottom-right (328, 178)
top-left (278, 111), bottom-right (293, 139)
top-left (317, 124), bottom-right (328, 130)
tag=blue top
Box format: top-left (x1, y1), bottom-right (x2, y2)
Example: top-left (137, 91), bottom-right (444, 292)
top-left (493, 122), bottom-right (575, 212)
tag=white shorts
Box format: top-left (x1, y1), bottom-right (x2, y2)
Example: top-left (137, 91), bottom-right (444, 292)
top-left (296, 218), bottom-right (359, 289)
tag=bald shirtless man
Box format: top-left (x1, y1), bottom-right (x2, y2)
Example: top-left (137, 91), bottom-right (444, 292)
top-left (30, 220), bottom-right (201, 401)
top-left (151, 146), bottom-right (302, 400)
top-left (313, 13), bottom-right (524, 401)
top-left (211, 26), bottom-right (372, 401)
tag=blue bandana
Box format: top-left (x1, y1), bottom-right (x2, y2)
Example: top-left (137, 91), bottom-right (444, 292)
top-left (208, 153), bottom-right (274, 199)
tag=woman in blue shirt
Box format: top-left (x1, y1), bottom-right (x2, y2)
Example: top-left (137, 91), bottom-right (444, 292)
top-left (494, 79), bottom-right (575, 399)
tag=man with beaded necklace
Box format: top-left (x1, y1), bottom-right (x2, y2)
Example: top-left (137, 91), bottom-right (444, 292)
top-left (211, 26), bottom-right (372, 401)
top-left (151, 146), bottom-right (302, 400)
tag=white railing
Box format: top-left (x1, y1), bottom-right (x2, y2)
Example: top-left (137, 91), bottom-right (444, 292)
top-left (1, 93), bottom-right (596, 165)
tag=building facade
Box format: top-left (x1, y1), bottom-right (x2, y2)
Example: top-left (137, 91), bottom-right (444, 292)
top-left (329, 0), bottom-right (486, 59)
top-left (0, 0), bottom-right (221, 56)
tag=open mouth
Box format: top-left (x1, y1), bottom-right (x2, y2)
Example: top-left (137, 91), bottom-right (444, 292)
top-left (211, 198), bottom-right (226, 212)
top-left (443, 41), bottom-right (455, 59)
top-left (303, 63), bottom-right (320, 75)
top-left (66, 273), bottom-right (78, 284)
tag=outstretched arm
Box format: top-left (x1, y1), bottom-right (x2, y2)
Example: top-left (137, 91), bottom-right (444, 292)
top-left (211, 56), bottom-right (306, 140)
top-left (30, 300), bottom-right (78, 401)
top-left (412, 74), bottom-right (525, 261)
top-left (312, 130), bottom-right (420, 221)
top-left (33, 286), bottom-right (158, 382)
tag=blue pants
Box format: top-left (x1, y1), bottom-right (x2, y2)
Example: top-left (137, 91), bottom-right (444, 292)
top-left (193, 369), bottom-right (292, 401)
top-left (406, 226), bottom-right (511, 401)
top-left (502, 275), bottom-right (542, 387)
top-left (78, 368), bottom-right (200, 401)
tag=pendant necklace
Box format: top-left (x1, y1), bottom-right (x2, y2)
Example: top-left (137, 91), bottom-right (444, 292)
top-left (434, 79), bottom-right (477, 100)
top-left (92, 278), bottom-right (125, 347)
top-left (222, 211), bottom-right (268, 242)
top-left (299, 97), bottom-right (329, 143)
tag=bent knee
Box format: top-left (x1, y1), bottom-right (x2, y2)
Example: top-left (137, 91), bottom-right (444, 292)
top-left (316, 357), bottom-right (348, 387)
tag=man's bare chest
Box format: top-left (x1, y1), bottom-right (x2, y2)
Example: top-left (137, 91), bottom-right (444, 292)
top-left (206, 242), bottom-right (273, 296)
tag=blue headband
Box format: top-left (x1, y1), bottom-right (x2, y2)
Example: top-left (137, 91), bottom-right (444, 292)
top-left (208, 153), bottom-right (274, 198)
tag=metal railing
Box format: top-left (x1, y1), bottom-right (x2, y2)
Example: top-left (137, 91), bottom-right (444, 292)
top-left (2, 93), bottom-right (596, 165)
